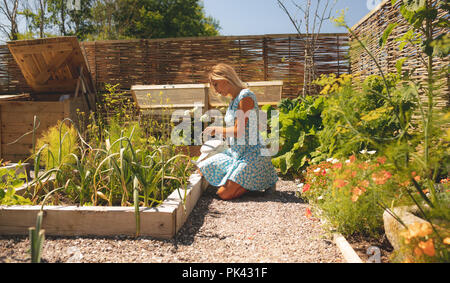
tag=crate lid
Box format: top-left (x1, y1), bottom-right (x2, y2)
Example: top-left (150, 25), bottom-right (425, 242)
top-left (7, 36), bottom-right (95, 94)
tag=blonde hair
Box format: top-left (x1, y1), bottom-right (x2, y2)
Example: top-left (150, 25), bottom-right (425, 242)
top-left (209, 63), bottom-right (246, 94)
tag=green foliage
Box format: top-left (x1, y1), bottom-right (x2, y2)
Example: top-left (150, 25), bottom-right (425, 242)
top-left (313, 73), bottom-right (417, 162)
top-left (312, 73), bottom-right (353, 96)
top-left (34, 121), bottom-right (79, 169)
top-left (16, 0), bottom-right (220, 41)
top-left (89, 0), bottom-right (220, 40)
top-left (0, 166), bottom-right (32, 205)
top-left (269, 95), bottom-right (325, 175)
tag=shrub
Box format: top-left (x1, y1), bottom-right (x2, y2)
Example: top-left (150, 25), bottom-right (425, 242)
top-left (268, 95), bottom-right (325, 175)
top-left (300, 155), bottom-right (413, 237)
top-left (313, 73), bottom-right (417, 162)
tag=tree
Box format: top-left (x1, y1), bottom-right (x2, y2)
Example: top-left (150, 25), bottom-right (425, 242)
top-left (278, 0), bottom-right (337, 96)
top-left (90, 0), bottom-right (220, 40)
top-left (48, 0), bottom-right (69, 36)
top-left (21, 0), bottom-right (50, 38)
top-left (67, 0), bottom-right (95, 40)
top-left (0, 0), bottom-right (21, 40)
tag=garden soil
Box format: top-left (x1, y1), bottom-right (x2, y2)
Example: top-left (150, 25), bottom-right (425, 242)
top-left (0, 179), bottom-right (344, 263)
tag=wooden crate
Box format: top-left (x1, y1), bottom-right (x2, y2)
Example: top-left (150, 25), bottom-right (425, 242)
top-left (0, 174), bottom-right (209, 239)
top-left (0, 37), bottom-right (96, 162)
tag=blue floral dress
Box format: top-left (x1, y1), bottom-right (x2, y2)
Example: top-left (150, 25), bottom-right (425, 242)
top-left (198, 89), bottom-right (278, 192)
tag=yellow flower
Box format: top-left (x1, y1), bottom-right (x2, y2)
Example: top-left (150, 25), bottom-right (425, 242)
top-left (418, 239), bottom-right (435, 257)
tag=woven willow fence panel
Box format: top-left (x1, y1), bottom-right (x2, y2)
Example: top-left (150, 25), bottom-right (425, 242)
top-left (0, 34), bottom-right (349, 100)
top-left (350, 0), bottom-right (449, 108)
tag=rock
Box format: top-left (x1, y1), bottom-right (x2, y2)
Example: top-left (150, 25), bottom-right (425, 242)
top-left (383, 206), bottom-right (428, 251)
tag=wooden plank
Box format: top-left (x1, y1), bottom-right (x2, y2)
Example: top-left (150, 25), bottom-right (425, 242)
top-left (7, 42), bottom-right (74, 55)
top-left (35, 50), bottom-right (75, 85)
top-left (0, 101), bottom-right (63, 113)
top-left (0, 205), bottom-right (176, 238)
top-left (0, 104), bottom-right (2, 159)
top-left (0, 173), bottom-right (206, 238)
top-left (170, 174), bottom-right (208, 234)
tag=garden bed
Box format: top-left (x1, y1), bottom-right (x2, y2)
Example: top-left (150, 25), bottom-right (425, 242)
top-left (345, 234), bottom-right (394, 263)
top-left (0, 174), bottom-right (209, 239)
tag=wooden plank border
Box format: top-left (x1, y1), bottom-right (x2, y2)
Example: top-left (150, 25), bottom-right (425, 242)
top-left (0, 173), bottom-right (209, 239)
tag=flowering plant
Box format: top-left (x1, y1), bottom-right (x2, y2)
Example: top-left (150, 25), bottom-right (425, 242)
top-left (397, 220), bottom-right (450, 263)
top-left (300, 154), bottom-right (413, 236)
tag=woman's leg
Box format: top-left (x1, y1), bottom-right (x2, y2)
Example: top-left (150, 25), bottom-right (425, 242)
top-left (217, 180), bottom-right (247, 200)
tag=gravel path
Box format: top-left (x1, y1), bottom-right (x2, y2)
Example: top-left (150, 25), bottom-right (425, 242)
top-left (0, 179), bottom-right (343, 263)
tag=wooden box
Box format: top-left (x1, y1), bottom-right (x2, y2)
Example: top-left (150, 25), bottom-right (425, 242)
top-left (0, 37), bottom-right (96, 162)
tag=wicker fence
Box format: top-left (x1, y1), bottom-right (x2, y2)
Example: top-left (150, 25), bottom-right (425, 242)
top-left (350, 0), bottom-right (449, 108)
top-left (0, 33), bottom-right (349, 100)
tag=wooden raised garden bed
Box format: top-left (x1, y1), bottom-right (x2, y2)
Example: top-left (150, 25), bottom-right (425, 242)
top-left (0, 174), bottom-right (209, 239)
top-left (0, 37), bottom-right (96, 162)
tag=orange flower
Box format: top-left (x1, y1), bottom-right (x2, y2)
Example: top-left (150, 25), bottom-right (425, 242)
top-left (443, 237), bottom-right (450, 245)
top-left (418, 239), bottom-right (435, 257)
top-left (377, 156), bottom-right (387, 164)
top-left (359, 180), bottom-right (370, 188)
top-left (408, 222), bottom-right (433, 238)
top-left (400, 180), bottom-right (410, 187)
top-left (334, 179), bottom-right (348, 188)
top-left (349, 155), bottom-right (356, 163)
top-left (357, 162), bottom-right (369, 170)
top-left (372, 170), bottom-right (392, 185)
top-left (414, 246), bottom-right (423, 257)
top-left (333, 162), bottom-right (343, 170)
top-left (302, 184), bottom-right (311, 193)
top-left (351, 186), bottom-right (367, 202)
top-left (305, 208), bottom-right (312, 218)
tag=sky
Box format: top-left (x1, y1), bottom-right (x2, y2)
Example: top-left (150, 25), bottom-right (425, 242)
top-left (0, 0), bottom-right (383, 43)
top-left (202, 0), bottom-right (381, 35)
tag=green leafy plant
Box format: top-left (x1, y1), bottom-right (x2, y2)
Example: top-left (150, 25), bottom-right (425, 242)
top-left (313, 73), bottom-right (417, 162)
top-left (268, 95), bottom-right (325, 175)
top-left (0, 164), bottom-right (32, 205)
